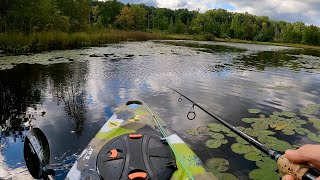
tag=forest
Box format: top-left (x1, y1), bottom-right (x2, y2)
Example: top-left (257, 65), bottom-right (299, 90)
top-left (0, 0), bottom-right (320, 54)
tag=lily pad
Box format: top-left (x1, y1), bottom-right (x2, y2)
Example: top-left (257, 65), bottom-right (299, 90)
top-left (197, 126), bottom-right (209, 133)
top-left (206, 139), bottom-right (222, 148)
top-left (248, 109), bottom-right (261, 114)
top-left (251, 122), bottom-right (269, 130)
top-left (300, 104), bottom-right (320, 115)
top-left (309, 118), bottom-right (320, 130)
top-left (309, 117), bottom-right (320, 123)
top-left (256, 157), bottom-right (278, 170)
top-left (231, 143), bottom-right (252, 154)
top-left (210, 133), bottom-right (225, 140)
top-left (221, 173), bottom-right (239, 180)
top-left (244, 152), bottom-right (263, 161)
top-left (268, 139), bottom-right (292, 152)
top-left (281, 111), bottom-right (296, 118)
top-left (186, 129), bottom-right (199, 136)
top-left (282, 130), bottom-right (295, 135)
top-left (226, 132), bottom-right (237, 138)
top-left (257, 130), bottom-right (275, 136)
top-left (236, 126), bottom-right (246, 131)
top-left (208, 123), bottom-right (230, 132)
top-left (221, 139), bottom-right (229, 145)
top-left (242, 118), bottom-right (259, 123)
top-left (259, 114), bottom-right (266, 118)
top-left (270, 122), bottom-right (286, 130)
top-left (249, 169), bottom-right (279, 180)
top-left (272, 112), bottom-right (281, 116)
top-left (208, 123), bottom-right (222, 129)
top-left (258, 135), bottom-right (277, 144)
top-left (236, 137), bottom-right (249, 144)
top-left (295, 128), bottom-right (307, 135)
top-left (205, 158), bottom-right (229, 172)
top-left (308, 133), bottom-right (320, 142)
top-left (293, 120), bottom-right (306, 125)
top-left (244, 128), bottom-right (259, 137)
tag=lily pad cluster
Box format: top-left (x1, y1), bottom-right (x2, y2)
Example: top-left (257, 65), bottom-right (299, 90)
top-left (241, 111), bottom-right (320, 143)
top-left (188, 106), bottom-right (319, 180)
top-left (186, 123), bottom-right (236, 149)
top-left (300, 104), bottom-right (320, 115)
top-left (309, 118), bottom-right (320, 130)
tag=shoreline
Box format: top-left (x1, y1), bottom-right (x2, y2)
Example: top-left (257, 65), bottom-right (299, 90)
top-left (166, 34), bottom-right (320, 50)
top-left (1, 31), bottom-right (320, 56)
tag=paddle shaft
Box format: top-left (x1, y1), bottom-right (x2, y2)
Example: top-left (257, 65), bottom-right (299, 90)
top-left (167, 86), bottom-right (320, 180)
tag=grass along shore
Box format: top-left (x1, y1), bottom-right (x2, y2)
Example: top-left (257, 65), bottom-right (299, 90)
top-left (1, 31), bottom-right (320, 56)
top-left (0, 30), bottom-right (167, 55)
top-left (167, 34), bottom-right (320, 50)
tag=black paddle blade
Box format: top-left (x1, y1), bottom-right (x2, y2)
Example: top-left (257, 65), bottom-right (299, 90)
top-left (23, 128), bottom-right (50, 179)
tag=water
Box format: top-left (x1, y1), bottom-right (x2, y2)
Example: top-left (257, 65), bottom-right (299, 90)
top-left (0, 41), bottom-right (319, 179)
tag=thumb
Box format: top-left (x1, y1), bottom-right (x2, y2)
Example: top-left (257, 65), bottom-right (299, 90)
top-left (285, 145), bottom-right (320, 170)
top-left (282, 175), bottom-right (294, 180)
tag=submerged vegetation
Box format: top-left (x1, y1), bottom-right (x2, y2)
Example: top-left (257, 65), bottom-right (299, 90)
top-left (186, 104), bottom-right (320, 179)
top-left (1, 0), bottom-right (320, 55)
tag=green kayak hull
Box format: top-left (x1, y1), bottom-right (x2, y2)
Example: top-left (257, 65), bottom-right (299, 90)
top-left (66, 101), bottom-right (216, 180)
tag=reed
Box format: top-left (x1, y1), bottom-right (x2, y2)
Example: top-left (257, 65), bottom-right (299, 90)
top-left (0, 30), bottom-right (168, 55)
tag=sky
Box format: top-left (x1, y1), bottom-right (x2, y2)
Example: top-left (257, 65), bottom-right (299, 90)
top-left (118, 0), bottom-right (320, 26)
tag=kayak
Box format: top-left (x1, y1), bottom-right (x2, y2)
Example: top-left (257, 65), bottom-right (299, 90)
top-left (65, 101), bottom-right (216, 180)
top-left (23, 97), bottom-right (320, 180)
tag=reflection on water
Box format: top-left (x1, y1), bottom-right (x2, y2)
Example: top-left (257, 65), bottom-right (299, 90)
top-left (0, 41), bottom-right (319, 179)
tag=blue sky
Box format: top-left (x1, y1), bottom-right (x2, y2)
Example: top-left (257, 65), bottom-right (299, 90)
top-left (117, 0), bottom-right (320, 26)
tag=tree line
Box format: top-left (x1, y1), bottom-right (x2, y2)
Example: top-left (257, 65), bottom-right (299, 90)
top-left (1, 0), bottom-right (319, 46)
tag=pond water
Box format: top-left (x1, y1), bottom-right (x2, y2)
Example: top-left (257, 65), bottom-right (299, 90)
top-left (0, 40), bottom-right (319, 179)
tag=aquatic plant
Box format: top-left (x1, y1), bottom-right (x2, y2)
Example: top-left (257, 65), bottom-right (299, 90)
top-left (249, 168), bottom-right (279, 180)
top-left (231, 143), bottom-right (252, 154)
top-left (244, 152), bottom-right (263, 161)
top-left (248, 109), bottom-right (261, 114)
top-left (309, 118), bottom-right (320, 130)
top-left (193, 105), bottom-right (320, 180)
top-left (0, 30), bottom-right (167, 55)
top-left (255, 157), bottom-right (278, 170)
top-left (205, 158), bottom-right (239, 179)
top-left (205, 139), bottom-right (222, 149)
top-left (221, 173), bottom-right (239, 180)
top-left (300, 104), bottom-right (320, 115)
top-left (186, 129), bottom-right (199, 136)
top-left (205, 158), bottom-right (230, 172)
top-left (210, 133), bottom-right (225, 140)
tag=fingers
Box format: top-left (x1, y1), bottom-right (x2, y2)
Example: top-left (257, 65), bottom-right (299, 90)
top-left (285, 144), bottom-right (320, 169)
top-left (282, 175), bottom-right (294, 180)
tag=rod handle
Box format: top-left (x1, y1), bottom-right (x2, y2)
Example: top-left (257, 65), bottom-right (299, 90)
top-left (278, 155), bottom-right (320, 180)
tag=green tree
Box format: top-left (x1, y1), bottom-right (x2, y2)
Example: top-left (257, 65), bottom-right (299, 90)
top-left (302, 25), bottom-right (320, 45)
top-left (130, 4), bottom-right (147, 30)
top-left (96, 0), bottom-right (123, 27)
top-left (116, 6), bottom-right (134, 29)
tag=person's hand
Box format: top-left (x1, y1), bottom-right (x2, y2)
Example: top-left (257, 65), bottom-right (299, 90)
top-left (282, 144), bottom-right (320, 180)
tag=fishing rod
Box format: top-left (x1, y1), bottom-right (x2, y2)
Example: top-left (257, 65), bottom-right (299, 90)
top-left (166, 86), bottom-right (320, 180)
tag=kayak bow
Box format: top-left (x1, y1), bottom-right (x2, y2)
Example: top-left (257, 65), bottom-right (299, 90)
top-left (65, 100), bottom-right (216, 180)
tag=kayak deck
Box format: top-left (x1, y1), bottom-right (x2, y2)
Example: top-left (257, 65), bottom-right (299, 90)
top-left (66, 101), bottom-right (216, 180)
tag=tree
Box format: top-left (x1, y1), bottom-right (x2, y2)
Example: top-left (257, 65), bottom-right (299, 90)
top-left (116, 6), bottom-right (134, 29)
top-left (130, 4), bottom-right (147, 30)
top-left (96, 0), bottom-right (123, 27)
top-left (302, 25), bottom-right (320, 45)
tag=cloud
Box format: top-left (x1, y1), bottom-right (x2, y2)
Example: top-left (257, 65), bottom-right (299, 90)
top-left (118, 0), bottom-right (320, 25)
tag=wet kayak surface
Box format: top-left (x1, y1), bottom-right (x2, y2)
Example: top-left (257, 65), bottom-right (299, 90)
top-left (0, 41), bottom-right (319, 179)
